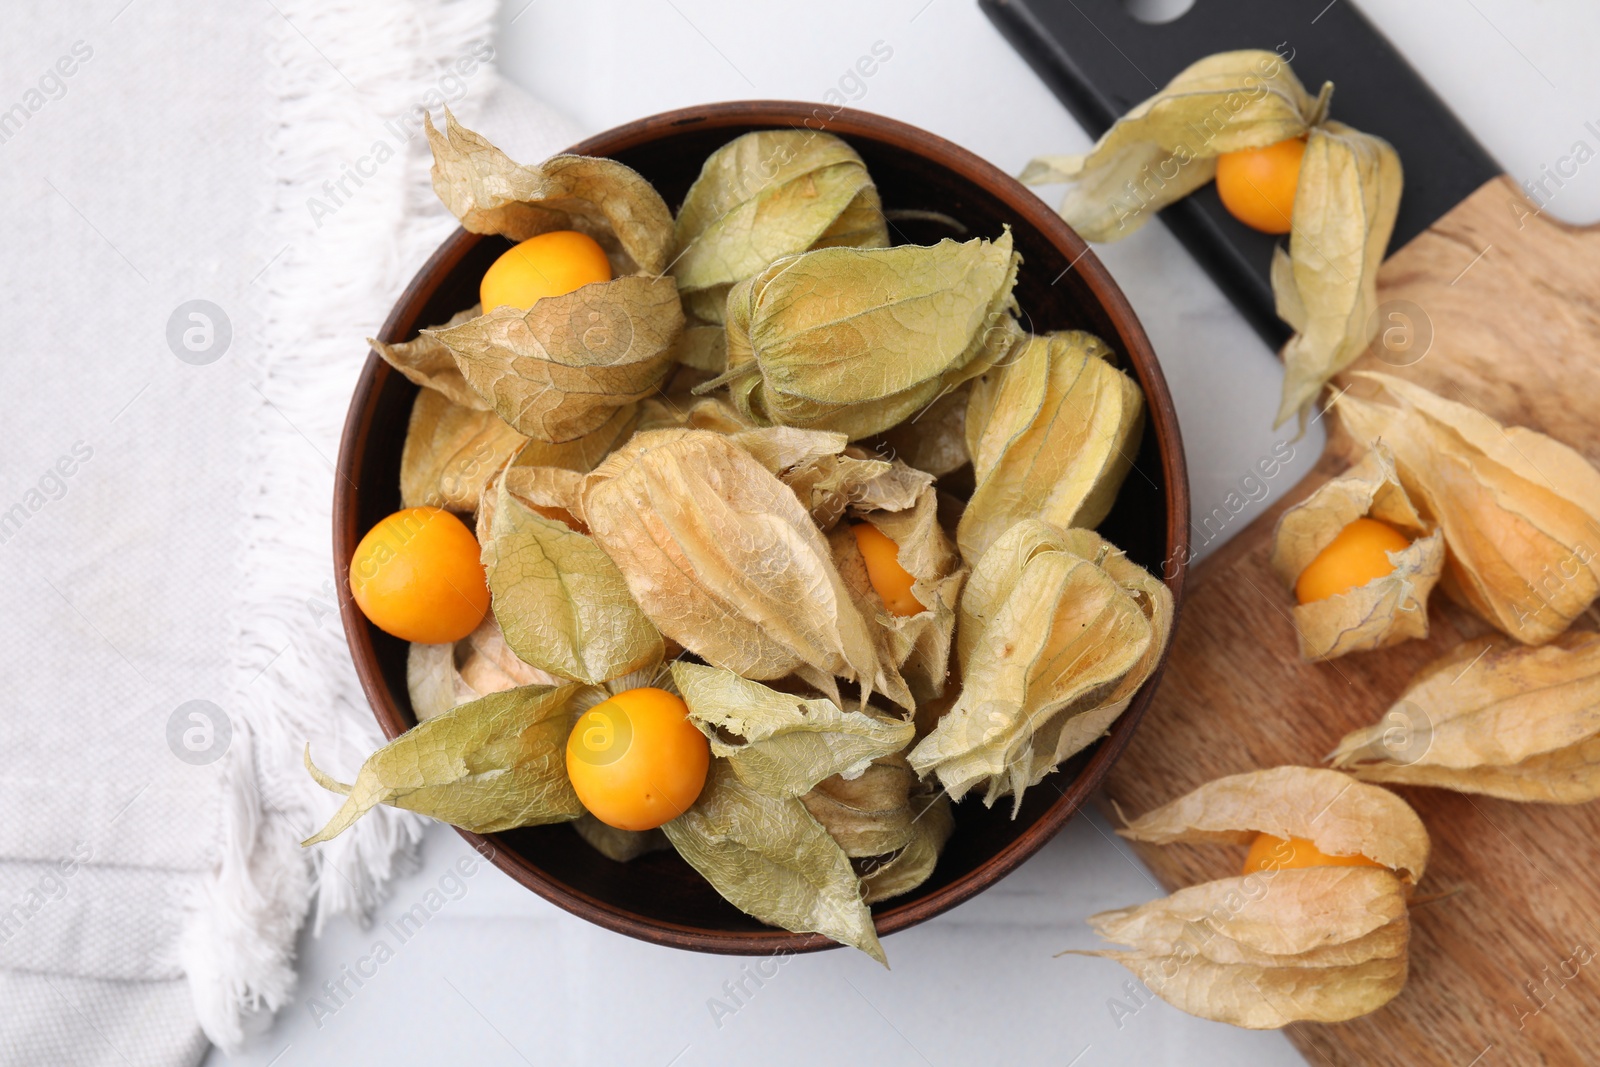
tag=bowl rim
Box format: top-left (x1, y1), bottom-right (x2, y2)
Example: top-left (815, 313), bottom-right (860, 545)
top-left (334, 100), bottom-right (1190, 956)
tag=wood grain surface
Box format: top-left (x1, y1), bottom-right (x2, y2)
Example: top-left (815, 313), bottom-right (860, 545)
top-left (1102, 175), bottom-right (1600, 1067)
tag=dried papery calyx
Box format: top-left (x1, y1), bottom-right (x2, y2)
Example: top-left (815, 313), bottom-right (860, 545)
top-left (427, 273), bottom-right (684, 443)
top-left (672, 662), bottom-right (913, 799)
top-left (406, 613), bottom-right (559, 722)
top-left (303, 684), bottom-right (586, 843)
top-left (579, 429), bottom-right (911, 710)
top-left (470, 404), bottom-right (642, 542)
top-left (857, 779), bottom-right (952, 905)
top-left (572, 814), bottom-right (668, 862)
top-left (830, 479), bottom-right (966, 701)
top-left (872, 382), bottom-right (971, 478)
top-left (426, 110), bottom-right (674, 275)
top-left (1020, 50), bottom-right (1401, 427)
top-left (1330, 633), bottom-right (1600, 803)
top-left (670, 130), bottom-right (889, 324)
top-left (370, 306), bottom-right (488, 411)
top-left (662, 760), bottom-right (886, 963)
top-left (1076, 866), bottom-right (1411, 1028)
top-left (713, 230), bottom-right (1022, 439)
top-left (665, 664), bottom-right (946, 947)
top-left (399, 387), bottom-right (526, 513)
top-left (772, 442), bottom-right (929, 533)
top-left (507, 401), bottom-right (642, 472)
top-left (909, 523), bottom-right (1172, 810)
top-left (960, 330), bottom-right (1143, 563)
top-left (1335, 372), bottom-right (1600, 644)
top-left (1021, 51), bottom-right (1328, 242)
top-left (1070, 766), bottom-right (1428, 1028)
top-left (1270, 122), bottom-right (1400, 427)
top-left (1117, 766), bottom-right (1428, 883)
top-left (801, 752), bottom-right (953, 904)
top-left (1270, 443), bottom-right (1444, 661)
top-left (670, 322), bottom-right (730, 374)
top-left (419, 113), bottom-right (685, 442)
top-left (730, 429), bottom-right (959, 698)
top-left (480, 472), bottom-right (662, 686)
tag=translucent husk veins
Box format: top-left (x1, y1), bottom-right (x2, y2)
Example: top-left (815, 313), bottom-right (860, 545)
top-left (1074, 767), bottom-right (1428, 1028)
top-left (1020, 49), bottom-right (1400, 428)
top-left (1270, 443), bottom-right (1444, 660)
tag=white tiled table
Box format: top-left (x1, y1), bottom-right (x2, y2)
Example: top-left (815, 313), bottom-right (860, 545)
top-left (211, 2), bottom-right (1600, 1063)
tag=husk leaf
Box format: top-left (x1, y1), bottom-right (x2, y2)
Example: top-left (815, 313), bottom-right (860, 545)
top-left (672, 322), bottom-right (729, 374)
top-left (909, 523), bottom-right (1171, 810)
top-left (800, 754), bottom-right (919, 858)
top-left (1021, 50), bottom-right (1327, 241)
top-left (780, 447), bottom-right (931, 532)
top-left (400, 387), bottom-right (526, 512)
top-left (1330, 632), bottom-right (1600, 802)
top-left (482, 474), bottom-right (662, 685)
top-left (407, 641), bottom-right (460, 722)
top-left (662, 760), bottom-right (884, 963)
top-left (426, 111), bottom-right (673, 274)
top-left (800, 751), bottom-right (953, 905)
top-left (672, 662), bottom-right (913, 799)
top-left (1335, 372), bottom-right (1600, 643)
top-left (370, 306), bottom-right (489, 410)
top-left (857, 781), bottom-right (953, 905)
top-left (960, 331), bottom-right (1144, 561)
top-left (302, 684), bottom-right (584, 844)
top-left (479, 466), bottom-right (590, 549)
top-left (429, 273), bottom-right (684, 443)
top-left (1117, 765), bottom-right (1428, 884)
top-left (671, 130), bottom-right (889, 320)
top-left (1273, 122), bottom-right (1402, 427)
top-left (727, 425), bottom-right (851, 481)
top-left (1270, 444), bottom-right (1444, 660)
top-left (831, 483), bottom-right (966, 700)
top-left (872, 381), bottom-right (971, 478)
top-left (508, 401), bottom-right (641, 473)
top-left (580, 429), bottom-right (910, 709)
top-left (718, 231), bottom-right (1022, 439)
top-left (1077, 866), bottom-right (1409, 1028)
top-left (635, 393), bottom-right (753, 435)
top-left (456, 616), bottom-right (561, 695)
top-left (407, 613), bottom-right (561, 722)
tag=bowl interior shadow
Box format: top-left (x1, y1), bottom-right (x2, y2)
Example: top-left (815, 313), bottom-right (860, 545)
top-left (337, 103), bottom-right (1189, 955)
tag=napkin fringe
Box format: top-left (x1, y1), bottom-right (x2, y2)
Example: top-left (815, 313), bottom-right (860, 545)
top-left (194, 0), bottom-right (498, 1049)
top-left (176, 724), bottom-right (305, 1050)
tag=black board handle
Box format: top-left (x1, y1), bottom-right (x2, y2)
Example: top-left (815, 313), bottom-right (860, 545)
top-left (981, 0), bottom-right (1499, 349)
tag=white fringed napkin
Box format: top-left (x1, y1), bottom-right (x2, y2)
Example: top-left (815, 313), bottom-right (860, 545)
top-left (0, 0), bottom-right (573, 1061)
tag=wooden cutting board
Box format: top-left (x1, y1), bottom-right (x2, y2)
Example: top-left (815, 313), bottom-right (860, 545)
top-left (1102, 176), bottom-right (1600, 1067)
top-left (980, 1), bottom-right (1600, 1060)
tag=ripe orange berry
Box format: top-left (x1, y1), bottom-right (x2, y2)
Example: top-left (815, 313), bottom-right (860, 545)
top-left (1295, 517), bottom-right (1412, 605)
top-left (566, 687), bottom-right (710, 831)
top-left (852, 523), bottom-right (925, 617)
top-left (1241, 833), bottom-right (1383, 875)
top-left (349, 507), bottom-right (490, 644)
top-left (479, 229), bottom-right (612, 312)
top-left (1216, 137), bottom-right (1306, 234)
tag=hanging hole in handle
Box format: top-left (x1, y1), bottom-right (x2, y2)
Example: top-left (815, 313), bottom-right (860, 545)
top-left (1122, 0), bottom-right (1196, 25)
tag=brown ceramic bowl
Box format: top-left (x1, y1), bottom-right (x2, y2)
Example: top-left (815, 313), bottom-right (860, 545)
top-left (335, 101), bottom-right (1189, 955)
